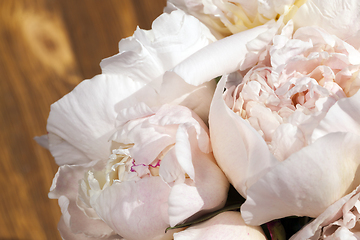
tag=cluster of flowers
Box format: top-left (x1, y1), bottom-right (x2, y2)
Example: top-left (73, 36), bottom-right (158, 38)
top-left (37, 0), bottom-right (360, 239)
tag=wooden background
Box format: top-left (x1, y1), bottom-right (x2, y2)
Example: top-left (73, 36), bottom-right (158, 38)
top-left (0, 0), bottom-right (166, 239)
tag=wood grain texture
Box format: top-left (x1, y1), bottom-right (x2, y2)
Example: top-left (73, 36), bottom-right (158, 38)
top-left (0, 0), bottom-right (166, 239)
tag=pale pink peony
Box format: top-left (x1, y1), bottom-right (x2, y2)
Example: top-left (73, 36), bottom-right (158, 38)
top-left (205, 21), bottom-right (360, 225)
top-left (38, 9), bottom-right (230, 240)
top-left (209, 21), bottom-right (360, 225)
top-left (173, 211), bottom-right (267, 240)
top-left (172, 16), bottom-right (360, 226)
top-left (235, 22), bottom-right (360, 225)
top-left (163, 3), bottom-right (360, 225)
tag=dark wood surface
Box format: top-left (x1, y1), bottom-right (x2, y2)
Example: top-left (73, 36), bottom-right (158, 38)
top-left (0, 0), bottom-right (166, 239)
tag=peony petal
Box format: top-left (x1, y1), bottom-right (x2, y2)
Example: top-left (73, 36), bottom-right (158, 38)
top-left (110, 72), bottom-right (216, 128)
top-left (146, 9), bottom-right (217, 70)
top-left (173, 211), bottom-right (267, 240)
top-left (100, 36), bottom-right (163, 84)
top-left (112, 104), bottom-right (211, 166)
top-left (292, 0), bottom-right (360, 40)
top-left (49, 165), bottom-right (116, 238)
top-left (270, 35), bottom-right (313, 70)
top-left (93, 177), bottom-right (172, 240)
top-left (151, 104), bottom-right (211, 155)
top-left (101, 10), bottom-right (216, 79)
top-left (116, 102), bottom-right (154, 127)
top-left (290, 187), bottom-right (360, 239)
top-left (171, 22), bottom-right (278, 86)
top-left (112, 115), bottom-right (178, 166)
top-left (47, 74), bottom-right (144, 166)
top-left (175, 125), bottom-right (196, 180)
top-left (209, 75), bottom-right (278, 197)
top-left (159, 146), bottom-right (185, 184)
top-left (346, 29), bottom-right (360, 49)
top-left (158, 71), bottom-right (216, 124)
top-left (241, 132), bottom-right (360, 225)
top-left (312, 90), bottom-right (360, 142)
top-left (57, 216), bottom-right (122, 240)
top-left (168, 122), bottom-right (229, 227)
top-left (47, 133), bottom-right (93, 166)
top-left (168, 182), bottom-right (205, 227)
top-left (270, 123), bottom-right (305, 161)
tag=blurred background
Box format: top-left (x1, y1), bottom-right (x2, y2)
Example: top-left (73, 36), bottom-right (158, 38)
top-left (0, 0), bottom-right (166, 239)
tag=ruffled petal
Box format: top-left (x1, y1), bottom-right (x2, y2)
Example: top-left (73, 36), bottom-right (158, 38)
top-left (209, 75), bottom-right (278, 197)
top-left (241, 132), bottom-right (360, 225)
top-left (112, 104), bottom-right (210, 166)
top-left (47, 74), bottom-right (143, 166)
top-left (173, 211), bottom-right (267, 240)
top-left (101, 10), bottom-right (216, 79)
top-left (49, 165), bottom-right (116, 238)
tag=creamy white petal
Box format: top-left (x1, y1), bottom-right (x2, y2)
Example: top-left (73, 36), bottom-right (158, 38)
top-left (101, 9), bottom-right (216, 78)
top-left (110, 72), bottom-right (216, 126)
top-left (47, 74), bottom-right (145, 166)
top-left (241, 132), bottom-right (360, 225)
top-left (171, 22), bottom-right (279, 86)
top-left (49, 165), bottom-right (116, 238)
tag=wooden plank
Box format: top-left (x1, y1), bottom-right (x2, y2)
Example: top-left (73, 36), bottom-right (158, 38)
top-left (0, 0), bottom-right (166, 239)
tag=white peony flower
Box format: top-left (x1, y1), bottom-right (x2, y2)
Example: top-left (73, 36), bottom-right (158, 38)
top-left (38, 9), bottom-right (230, 240)
top-left (236, 22), bottom-right (360, 225)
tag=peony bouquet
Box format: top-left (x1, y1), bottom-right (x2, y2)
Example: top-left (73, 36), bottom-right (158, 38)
top-left (36, 0), bottom-right (360, 239)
